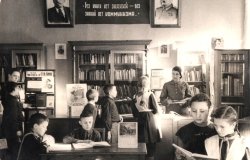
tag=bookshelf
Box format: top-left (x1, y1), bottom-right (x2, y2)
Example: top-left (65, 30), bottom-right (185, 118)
top-left (177, 50), bottom-right (209, 96)
top-left (69, 40), bottom-right (151, 116)
top-left (214, 50), bottom-right (249, 118)
top-left (0, 44), bottom-right (51, 117)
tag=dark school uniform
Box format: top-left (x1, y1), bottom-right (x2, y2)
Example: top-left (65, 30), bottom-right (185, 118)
top-left (18, 133), bottom-right (47, 160)
top-left (1, 94), bottom-right (24, 160)
top-left (176, 122), bottom-right (217, 155)
top-left (63, 127), bottom-right (102, 143)
top-left (99, 96), bottom-right (120, 141)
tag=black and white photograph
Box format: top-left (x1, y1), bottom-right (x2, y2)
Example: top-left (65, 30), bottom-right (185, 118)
top-left (55, 43), bottom-right (67, 59)
top-left (1, 0), bottom-right (250, 160)
top-left (151, 0), bottom-right (181, 27)
top-left (45, 0), bottom-right (73, 27)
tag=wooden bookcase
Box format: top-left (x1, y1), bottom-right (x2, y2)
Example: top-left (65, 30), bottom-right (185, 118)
top-left (214, 50), bottom-right (249, 118)
top-left (69, 40), bottom-right (151, 116)
top-left (177, 50), bottom-right (209, 95)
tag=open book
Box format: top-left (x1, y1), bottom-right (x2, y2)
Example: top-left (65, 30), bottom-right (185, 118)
top-left (172, 144), bottom-right (218, 160)
top-left (72, 141), bottom-right (110, 149)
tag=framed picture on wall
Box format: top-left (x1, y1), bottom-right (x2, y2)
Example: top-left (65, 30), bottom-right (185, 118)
top-left (151, 0), bottom-right (181, 28)
top-left (158, 44), bottom-right (170, 57)
top-left (45, 0), bottom-right (74, 27)
top-left (55, 43), bottom-right (67, 59)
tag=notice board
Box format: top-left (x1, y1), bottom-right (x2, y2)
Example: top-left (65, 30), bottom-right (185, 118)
top-left (75, 0), bottom-right (149, 24)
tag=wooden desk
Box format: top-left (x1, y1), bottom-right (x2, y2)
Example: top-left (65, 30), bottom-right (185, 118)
top-left (40, 143), bottom-right (146, 160)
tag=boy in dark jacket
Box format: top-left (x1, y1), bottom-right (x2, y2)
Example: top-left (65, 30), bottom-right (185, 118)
top-left (1, 82), bottom-right (24, 160)
top-left (63, 111), bottom-right (102, 143)
top-left (17, 113), bottom-right (54, 160)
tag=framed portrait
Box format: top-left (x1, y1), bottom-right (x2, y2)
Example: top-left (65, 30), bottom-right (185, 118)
top-left (211, 37), bottom-right (224, 49)
top-left (55, 43), bottom-right (67, 59)
top-left (151, 0), bottom-right (181, 28)
top-left (158, 44), bottom-right (170, 57)
top-left (45, 0), bottom-right (74, 27)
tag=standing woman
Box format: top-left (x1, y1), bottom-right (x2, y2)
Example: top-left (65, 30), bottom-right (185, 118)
top-left (132, 76), bottom-right (161, 160)
top-left (1, 82), bottom-right (24, 160)
top-left (160, 66), bottom-right (191, 115)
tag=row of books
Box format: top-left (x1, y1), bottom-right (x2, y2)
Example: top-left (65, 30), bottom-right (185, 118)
top-left (78, 70), bottom-right (107, 81)
top-left (78, 53), bottom-right (109, 64)
top-left (221, 63), bottom-right (244, 73)
top-left (221, 54), bottom-right (245, 61)
top-left (116, 102), bottom-right (133, 114)
top-left (221, 75), bottom-right (244, 96)
top-left (114, 69), bottom-right (136, 81)
top-left (114, 54), bottom-right (139, 64)
top-left (0, 56), bottom-right (9, 67)
top-left (116, 85), bottom-right (138, 99)
top-left (16, 54), bottom-right (36, 67)
top-left (183, 68), bottom-right (204, 82)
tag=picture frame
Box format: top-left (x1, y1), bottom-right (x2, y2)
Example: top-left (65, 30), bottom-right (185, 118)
top-left (151, 0), bottom-right (181, 28)
top-left (55, 43), bottom-right (67, 59)
top-left (45, 0), bottom-right (74, 27)
top-left (158, 44), bottom-right (170, 57)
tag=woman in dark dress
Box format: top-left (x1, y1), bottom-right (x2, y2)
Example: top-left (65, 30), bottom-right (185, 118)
top-left (132, 76), bottom-right (161, 160)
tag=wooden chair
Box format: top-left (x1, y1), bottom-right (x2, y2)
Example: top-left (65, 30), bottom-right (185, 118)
top-left (94, 128), bottom-right (105, 141)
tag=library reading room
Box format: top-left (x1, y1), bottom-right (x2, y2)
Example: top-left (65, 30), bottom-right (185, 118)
top-left (1, 0), bottom-right (250, 160)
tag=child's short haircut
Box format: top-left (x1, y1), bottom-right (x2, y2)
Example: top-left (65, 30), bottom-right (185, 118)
top-left (138, 75), bottom-right (149, 88)
top-left (29, 113), bottom-right (48, 128)
top-left (189, 93), bottom-right (211, 108)
top-left (211, 105), bottom-right (238, 124)
top-left (86, 89), bottom-right (98, 101)
top-left (103, 84), bottom-right (115, 95)
top-left (7, 68), bottom-right (20, 75)
top-left (80, 110), bottom-right (93, 119)
top-left (5, 82), bottom-right (18, 93)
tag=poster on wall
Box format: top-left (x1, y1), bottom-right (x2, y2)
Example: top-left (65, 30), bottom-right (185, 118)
top-left (66, 84), bottom-right (88, 117)
top-left (75, 0), bottom-right (149, 24)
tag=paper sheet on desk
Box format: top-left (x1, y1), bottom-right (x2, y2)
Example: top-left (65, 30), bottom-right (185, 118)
top-left (49, 143), bottom-right (72, 151)
top-left (72, 141), bottom-right (110, 149)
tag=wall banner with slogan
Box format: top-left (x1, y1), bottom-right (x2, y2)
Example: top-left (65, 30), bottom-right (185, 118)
top-left (75, 0), bottom-right (149, 24)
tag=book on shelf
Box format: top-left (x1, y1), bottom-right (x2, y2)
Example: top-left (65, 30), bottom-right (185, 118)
top-left (114, 53), bottom-right (138, 64)
top-left (118, 122), bottom-right (138, 148)
top-left (172, 144), bottom-right (217, 160)
top-left (221, 54), bottom-right (245, 61)
top-left (79, 53), bottom-right (107, 64)
top-left (36, 93), bottom-right (47, 107)
top-left (222, 75), bottom-right (243, 96)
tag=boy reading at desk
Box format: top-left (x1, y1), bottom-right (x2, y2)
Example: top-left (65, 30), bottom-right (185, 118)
top-left (175, 93), bottom-right (216, 159)
top-left (63, 110), bottom-right (102, 143)
top-left (17, 113), bottom-right (55, 160)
